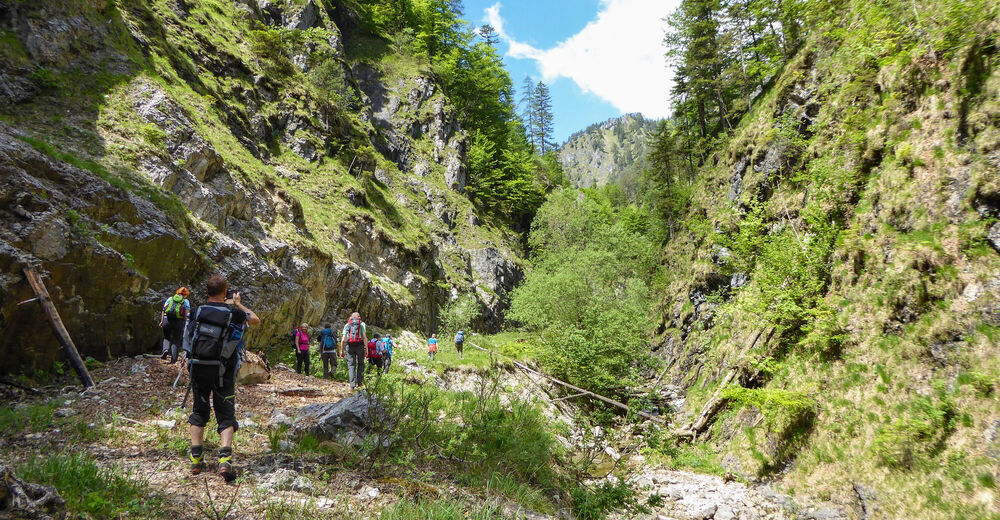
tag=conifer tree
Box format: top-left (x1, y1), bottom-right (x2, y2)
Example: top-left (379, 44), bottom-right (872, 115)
top-left (520, 76), bottom-right (537, 151)
top-left (479, 24), bottom-right (500, 46)
top-left (532, 81), bottom-right (555, 154)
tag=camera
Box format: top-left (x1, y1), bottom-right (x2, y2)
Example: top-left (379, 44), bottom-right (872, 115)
top-left (226, 288), bottom-right (238, 300)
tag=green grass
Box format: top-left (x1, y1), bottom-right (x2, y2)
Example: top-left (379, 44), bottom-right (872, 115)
top-left (378, 499), bottom-right (511, 520)
top-left (17, 454), bottom-right (164, 519)
top-left (0, 400), bottom-right (58, 435)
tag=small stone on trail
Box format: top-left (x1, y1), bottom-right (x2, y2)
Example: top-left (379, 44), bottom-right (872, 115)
top-left (688, 503), bottom-right (717, 520)
top-left (715, 503), bottom-right (736, 520)
top-left (54, 408), bottom-right (77, 418)
top-left (357, 485), bottom-right (380, 500)
top-left (130, 362), bottom-right (147, 374)
top-left (151, 420), bottom-right (176, 429)
top-left (243, 419), bottom-right (257, 428)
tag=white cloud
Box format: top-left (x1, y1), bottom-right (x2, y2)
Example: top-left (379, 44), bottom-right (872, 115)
top-left (484, 0), bottom-right (678, 119)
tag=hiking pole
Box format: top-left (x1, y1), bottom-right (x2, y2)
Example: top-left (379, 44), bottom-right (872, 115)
top-left (179, 380), bottom-right (192, 411)
top-left (172, 352), bottom-right (187, 388)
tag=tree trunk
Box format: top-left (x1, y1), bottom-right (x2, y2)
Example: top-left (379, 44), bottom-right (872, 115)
top-left (22, 267), bottom-right (95, 388)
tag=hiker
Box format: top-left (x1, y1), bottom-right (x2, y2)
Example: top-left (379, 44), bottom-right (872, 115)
top-left (294, 323), bottom-right (311, 376)
top-left (320, 323), bottom-right (337, 378)
top-left (367, 333), bottom-right (384, 372)
top-left (454, 330), bottom-right (465, 359)
top-left (340, 312), bottom-right (368, 390)
top-left (381, 334), bottom-right (393, 373)
top-left (427, 334), bottom-right (438, 361)
top-left (184, 274), bottom-right (260, 482)
top-left (160, 287), bottom-right (190, 364)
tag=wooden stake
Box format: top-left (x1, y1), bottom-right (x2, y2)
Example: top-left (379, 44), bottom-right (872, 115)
top-left (21, 266), bottom-right (95, 388)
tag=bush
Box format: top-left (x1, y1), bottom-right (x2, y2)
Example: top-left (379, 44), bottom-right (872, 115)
top-left (873, 395), bottom-right (955, 469)
top-left (309, 60), bottom-right (357, 107)
top-left (570, 479), bottom-right (642, 520)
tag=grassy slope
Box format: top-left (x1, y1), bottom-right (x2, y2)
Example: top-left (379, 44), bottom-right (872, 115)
top-left (655, 1), bottom-right (1000, 518)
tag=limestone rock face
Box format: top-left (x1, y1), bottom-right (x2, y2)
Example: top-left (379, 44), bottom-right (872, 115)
top-left (0, 1), bottom-right (522, 373)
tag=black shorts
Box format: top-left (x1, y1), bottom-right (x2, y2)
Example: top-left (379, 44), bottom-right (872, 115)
top-left (188, 360), bottom-right (238, 433)
top-left (455, 341), bottom-right (464, 352)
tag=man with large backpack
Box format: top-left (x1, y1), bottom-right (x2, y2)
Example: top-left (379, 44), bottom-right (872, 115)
top-left (319, 324), bottom-right (337, 378)
top-left (160, 287), bottom-right (190, 363)
top-left (340, 312), bottom-right (368, 390)
top-left (183, 275), bottom-right (260, 482)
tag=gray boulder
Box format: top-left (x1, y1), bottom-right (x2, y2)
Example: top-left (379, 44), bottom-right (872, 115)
top-left (291, 391), bottom-right (390, 446)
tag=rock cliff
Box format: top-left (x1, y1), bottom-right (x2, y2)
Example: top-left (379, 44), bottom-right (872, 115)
top-left (0, 0), bottom-right (521, 372)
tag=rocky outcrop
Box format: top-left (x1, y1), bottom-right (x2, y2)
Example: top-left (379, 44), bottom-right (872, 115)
top-left (0, 0), bottom-right (522, 373)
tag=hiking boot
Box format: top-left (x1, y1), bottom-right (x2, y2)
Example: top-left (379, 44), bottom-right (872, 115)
top-left (218, 461), bottom-right (235, 482)
top-left (189, 453), bottom-right (205, 475)
top-left (218, 448), bottom-right (235, 483)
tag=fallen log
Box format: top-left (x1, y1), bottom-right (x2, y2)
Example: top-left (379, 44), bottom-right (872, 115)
top-left (674, 327), bottom-right (776, 440)
top-left (22, 267), bottom-right (94, 388)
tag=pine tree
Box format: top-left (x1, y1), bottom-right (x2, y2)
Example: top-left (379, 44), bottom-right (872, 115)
top-left (532, 81), bottom-right (555, 154)
top-left (520, 76), bottom-right (537, 151)
top-left (479, 24), bottom-right (500, 46)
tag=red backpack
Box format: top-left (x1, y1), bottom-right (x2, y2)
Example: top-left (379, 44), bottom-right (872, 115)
top-left (295, 329), bottom-right (310, 351)
top-left (346, 315), bottom-right (363, 343)
top-left (367, 339), bottom-right (381, 358)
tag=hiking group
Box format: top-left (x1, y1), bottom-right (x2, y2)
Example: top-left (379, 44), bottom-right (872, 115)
top-left (160, 276), bottom-right (465, 483)
top-left (289, 314), bottom-right (394, 386)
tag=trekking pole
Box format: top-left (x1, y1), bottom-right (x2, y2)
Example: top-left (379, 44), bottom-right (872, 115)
top-left (179, 380), bottom-right (192, 410)
top-left (172, 352), bottom-right (187, 388)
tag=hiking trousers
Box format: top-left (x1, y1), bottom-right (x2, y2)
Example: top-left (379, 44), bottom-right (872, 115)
top-left (345, 341), bottom-right (366, 388)
top-left (295, 350), bottom-right (310, 375)
top-left (321, 350), bottom-right (337, 378)
top-left (382, 354), bottom-right (392, 374)
top-left (163, 321), bottom-right (184, 363)
top-left (188, 361), bottom-right (238, 433)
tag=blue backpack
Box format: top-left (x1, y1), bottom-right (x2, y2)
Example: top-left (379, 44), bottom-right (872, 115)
top-left (455, 331), bottom-right (464, 343)
top-left (321, 329), bottom-right (336, 351)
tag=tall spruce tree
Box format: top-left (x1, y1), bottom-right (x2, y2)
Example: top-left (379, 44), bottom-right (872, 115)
top-left (520, 76), bottom-right (537, 151)
top-left (532, 81), bottom-right (555, 153)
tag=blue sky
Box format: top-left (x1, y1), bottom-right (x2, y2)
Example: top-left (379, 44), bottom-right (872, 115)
top-left (460, 0), bottom-right (680, 143)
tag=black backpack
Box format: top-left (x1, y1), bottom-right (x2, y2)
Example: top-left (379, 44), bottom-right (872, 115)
top-left (183, 305), bottom-right (238, 386)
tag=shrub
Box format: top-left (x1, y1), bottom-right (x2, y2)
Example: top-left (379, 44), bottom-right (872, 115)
top-left (309, 60), bottom-right (357, 107)
top-left (571, 479), bottom-right (642, 520)
top-left (873, 395), bottom-right (955, 469)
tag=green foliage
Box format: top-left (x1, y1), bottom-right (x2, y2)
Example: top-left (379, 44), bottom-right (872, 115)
top-left (0, 400), bottom-right (58, 435)
top-left (873, 395), bottom-right (956, 469)
top-left (721, 386), bottom-right (818, 424)
top-left (248, 23), bottom-right (300, 77)
top-left (309, 59), bottom-right (358, 107)
top-left (509, 189), bottom-right (657, 395)
top-left (570, 479), bottom-right (642, 520)
top-left (957, 371), bottom-right (994, 397)
top-left (17, 454), bottom-right (164, 518)
top-left (379, 499), bottom-right (510, 520)
top-left (440, 293), bottom-right (481, 335)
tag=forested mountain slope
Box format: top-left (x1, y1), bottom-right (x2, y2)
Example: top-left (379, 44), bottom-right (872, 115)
top-left (558, 113), bottom-right (657, 191)
top-left (646, 0), bottom-right (1000, 517)
top-left (0, 0), bottom-right (547, 372)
